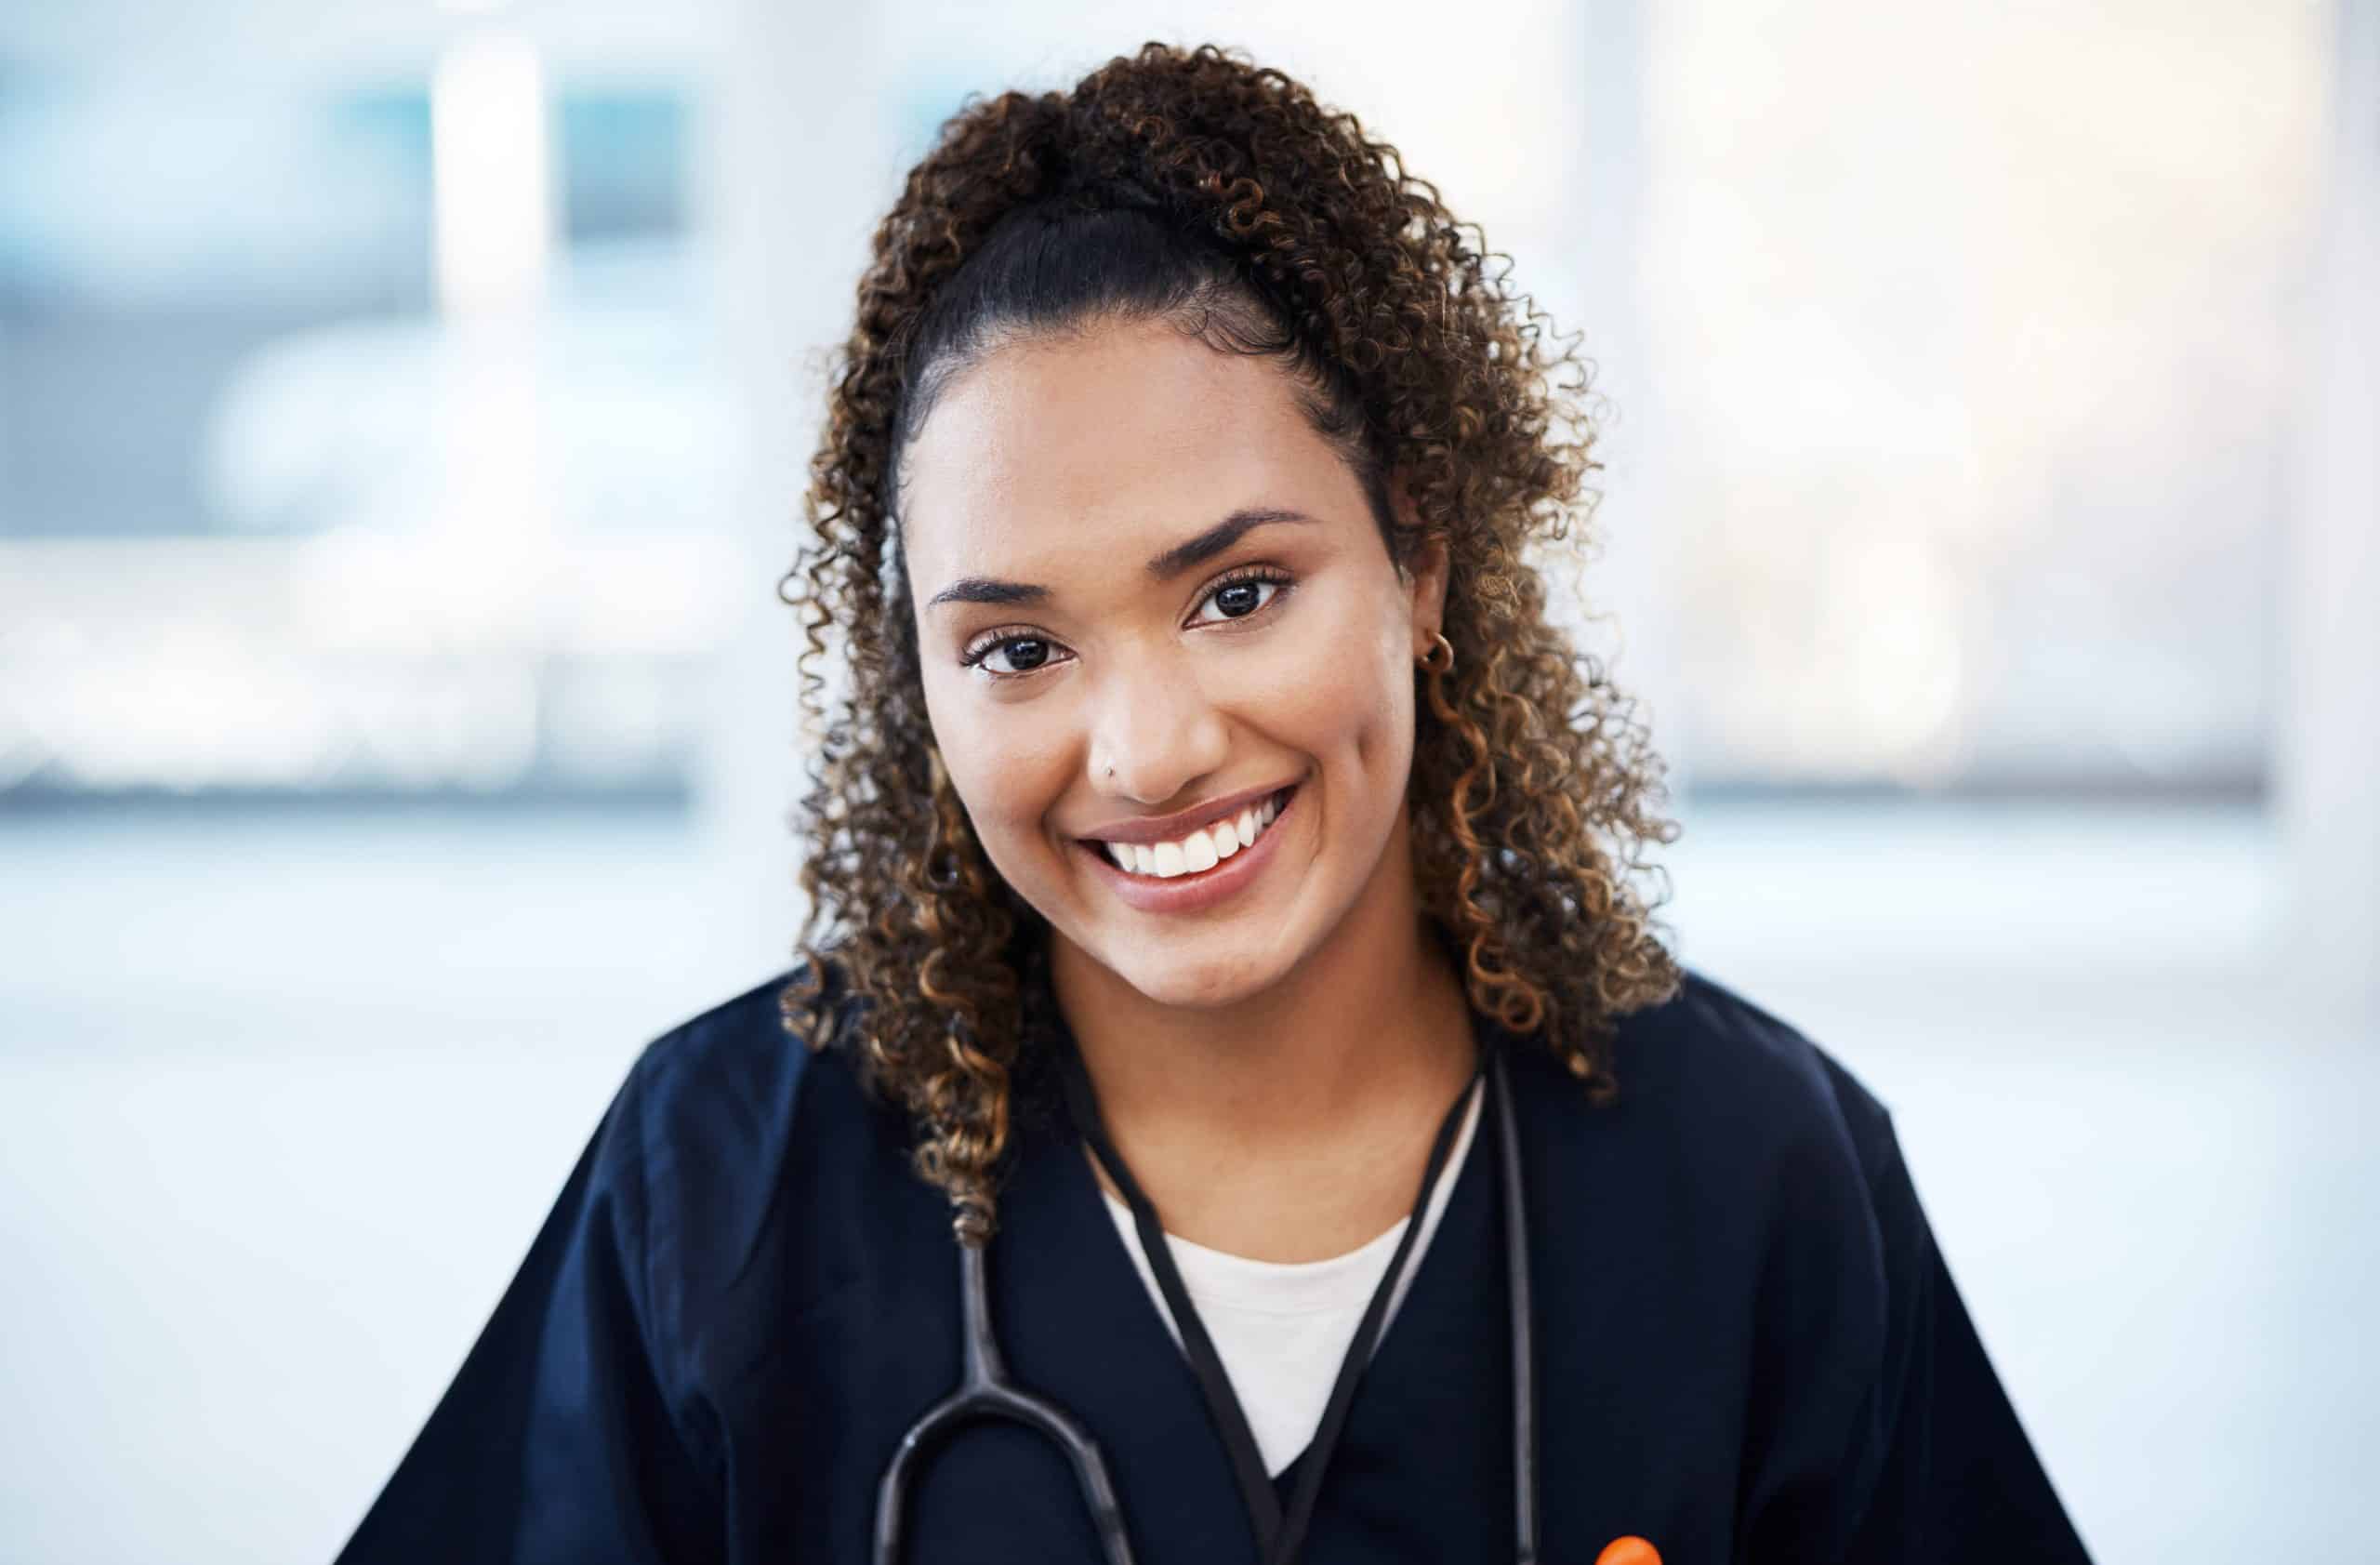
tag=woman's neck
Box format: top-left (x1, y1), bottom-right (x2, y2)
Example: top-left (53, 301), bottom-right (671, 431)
top-left (1048, 848), bottom-right (1478, 1261)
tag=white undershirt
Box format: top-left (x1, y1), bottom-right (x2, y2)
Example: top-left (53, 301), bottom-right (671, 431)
top-left (1098, 1077), bottom-right (1486, 1476)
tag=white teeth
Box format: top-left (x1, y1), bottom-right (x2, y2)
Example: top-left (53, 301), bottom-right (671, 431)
top-left (1101, 789), bottom-right (1290, 879)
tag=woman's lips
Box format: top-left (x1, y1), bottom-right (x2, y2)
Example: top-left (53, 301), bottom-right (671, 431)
top-left (1079, 782), bottom-right (1300, 915)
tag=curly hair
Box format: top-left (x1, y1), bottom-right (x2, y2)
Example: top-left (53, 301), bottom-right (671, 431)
top-left (778, 41), bottom-right (1682, 1245)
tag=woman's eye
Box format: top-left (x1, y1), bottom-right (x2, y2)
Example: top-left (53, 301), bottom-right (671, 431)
top-left (970, 636), bottom-right (1059, 676)
top-left (1192, 573), bottom-right (1289, 625)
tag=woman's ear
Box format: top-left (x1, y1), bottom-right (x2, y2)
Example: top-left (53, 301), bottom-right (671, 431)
top-left (1391, 468), bottom-right (1452, 657)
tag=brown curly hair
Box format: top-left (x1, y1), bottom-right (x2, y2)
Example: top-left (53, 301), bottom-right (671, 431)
top-left (778, 41), bottom-right (1682, 1244)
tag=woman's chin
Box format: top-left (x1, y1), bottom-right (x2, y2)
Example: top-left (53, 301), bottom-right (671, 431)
top-left (1099, 937), bottom-right (1300, 1013)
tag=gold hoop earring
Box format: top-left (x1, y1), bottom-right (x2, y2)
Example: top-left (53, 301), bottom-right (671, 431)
top-left (1421, 631), bottom-right (1455, 675)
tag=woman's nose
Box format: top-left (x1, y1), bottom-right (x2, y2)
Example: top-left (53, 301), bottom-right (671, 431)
top-left (1086, 656), bottom-right (1230, 804)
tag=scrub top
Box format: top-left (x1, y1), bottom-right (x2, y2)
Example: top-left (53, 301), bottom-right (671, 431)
top-left (332, 955), bottom-right (2096, 1564)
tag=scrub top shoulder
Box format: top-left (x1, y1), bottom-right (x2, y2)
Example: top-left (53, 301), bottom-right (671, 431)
top-left (333, 958), bottom-right (2095, 1565)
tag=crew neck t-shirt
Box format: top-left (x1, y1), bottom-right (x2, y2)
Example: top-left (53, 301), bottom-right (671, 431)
top-left (1098, 1075), bottom-right (1487, 1476)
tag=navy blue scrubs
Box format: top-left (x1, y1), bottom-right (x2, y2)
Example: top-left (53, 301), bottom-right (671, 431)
top-left (333, 959), bottom-right (2094, 1563)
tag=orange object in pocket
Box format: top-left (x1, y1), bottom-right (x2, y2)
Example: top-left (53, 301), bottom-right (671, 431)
top-left (1594, 1538), bottom-right (1661, 1565)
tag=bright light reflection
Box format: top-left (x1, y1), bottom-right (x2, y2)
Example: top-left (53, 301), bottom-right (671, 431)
top-left (430, 35), bottom-right (550, 318)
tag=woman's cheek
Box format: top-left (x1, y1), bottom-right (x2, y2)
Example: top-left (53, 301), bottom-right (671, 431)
top-left (941, 704), bottom-right (1076, 880)
top-left (1264, 610), bottom-right (1408, 765)
top-left (921, 683), bottom-right (1001, 835)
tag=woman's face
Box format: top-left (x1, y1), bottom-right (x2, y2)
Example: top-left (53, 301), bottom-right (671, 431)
top-left (897, 315), bottom-right (1448, 1010)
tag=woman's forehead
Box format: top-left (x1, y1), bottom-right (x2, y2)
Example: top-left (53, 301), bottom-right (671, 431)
top-left (897, 322), bottom-right (1355, 576)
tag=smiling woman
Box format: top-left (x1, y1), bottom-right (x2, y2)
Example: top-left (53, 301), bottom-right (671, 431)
top-left (793, 63), bottom-right (1686, 1255)
top-left (333, 40), bottom-right (2094, 1565)
top-left (898, 316), bottom-right (1452, 1025)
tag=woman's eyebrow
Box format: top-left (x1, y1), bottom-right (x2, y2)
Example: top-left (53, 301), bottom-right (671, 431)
top-left (924, 507), bottom-right (1317, 610)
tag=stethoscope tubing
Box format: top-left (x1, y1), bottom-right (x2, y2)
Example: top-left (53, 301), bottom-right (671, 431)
top-left (872, 1242), bottom-right (1139, 1565)
top-left (875, 1047), bottom-right (1537, 1565)
top-left (1493, 1051), bottom-right (1540, 1565)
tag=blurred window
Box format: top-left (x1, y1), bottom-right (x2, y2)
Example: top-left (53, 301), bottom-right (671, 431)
top-left (0, 62), bottom-right (729, 802)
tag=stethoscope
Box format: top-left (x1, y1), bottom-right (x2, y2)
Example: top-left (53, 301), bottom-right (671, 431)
top-left (873, 1040), bottom-right (1540, 1565)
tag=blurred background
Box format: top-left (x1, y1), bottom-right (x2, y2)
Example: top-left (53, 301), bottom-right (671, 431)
top-left (2, 0), bottom-right (2373, 1559)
